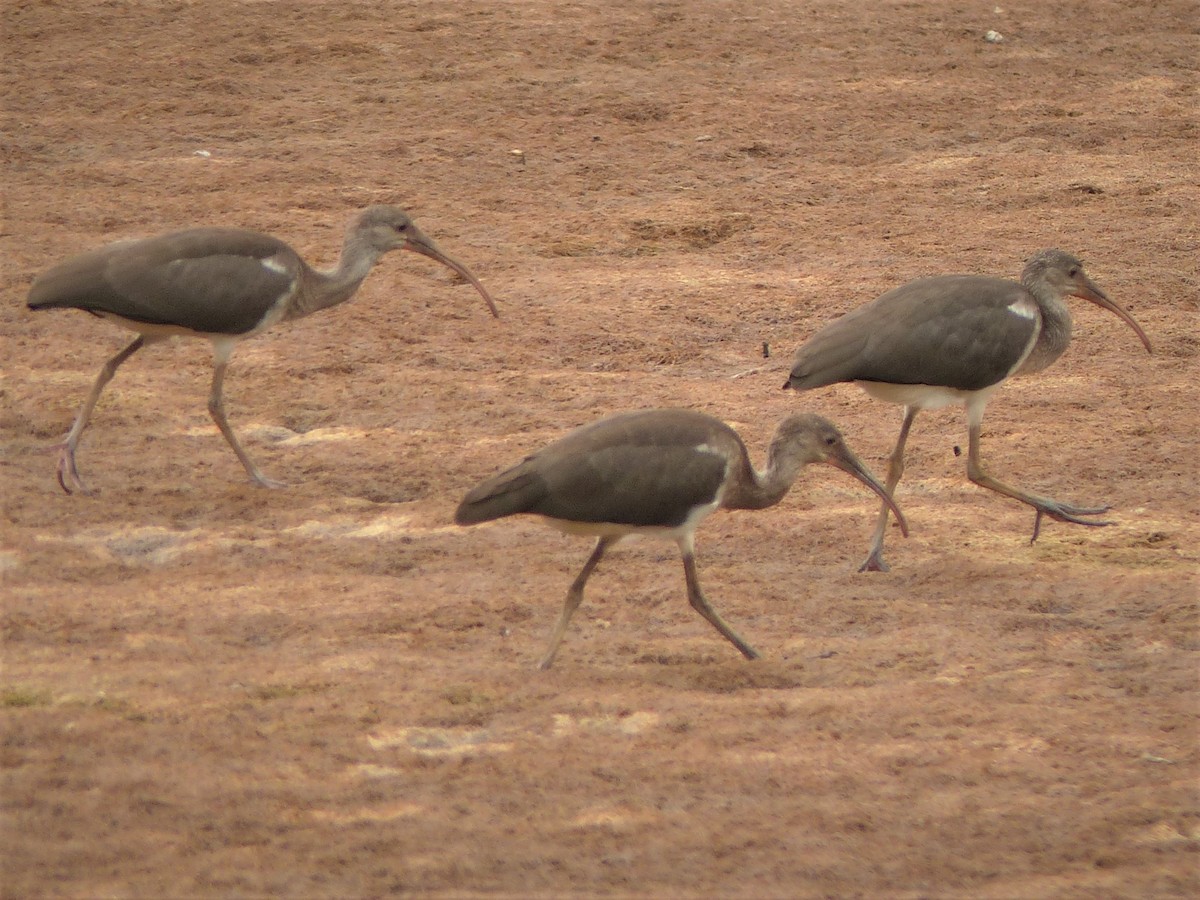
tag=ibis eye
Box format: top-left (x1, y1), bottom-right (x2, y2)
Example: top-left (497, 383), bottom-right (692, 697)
top-left (1068, 267), bottom-right (1079, 277)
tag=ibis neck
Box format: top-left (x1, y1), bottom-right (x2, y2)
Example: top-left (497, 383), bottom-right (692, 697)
top-left (286, 232), bottom-right (385, 320)
top-left (724, 448), bottom-right (804, 511)
top-left (1018, 280), bottom-right (1073, 376)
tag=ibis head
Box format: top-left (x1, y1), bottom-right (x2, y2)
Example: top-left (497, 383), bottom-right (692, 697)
top-left (356, 206), bottom-right (498, 318)
top-left (1020, 249), bottom-right (1150, 357)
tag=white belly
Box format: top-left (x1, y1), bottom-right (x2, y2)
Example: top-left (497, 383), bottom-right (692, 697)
top-left (541, 497), bottom-right (722, 543)
top-left (94, 311), bottom-right (211, 340)
top-left (857, 380), bottom-right (1001, 410)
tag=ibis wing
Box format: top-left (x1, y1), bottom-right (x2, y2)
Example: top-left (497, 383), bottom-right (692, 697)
top-left (28, 228), bottom-right (298, 335)
top-left (534, 443), bottom-right (728, 528)
top-left (789, 276), bottom-right (1040, 392)
top-left (456, 409), bottom-right (735, 529)
top-left (455, 464), bottom-right (547, 525)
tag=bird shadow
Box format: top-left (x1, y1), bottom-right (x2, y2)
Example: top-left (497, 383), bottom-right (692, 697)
top-left (627, 653), bottom-right (811, 694)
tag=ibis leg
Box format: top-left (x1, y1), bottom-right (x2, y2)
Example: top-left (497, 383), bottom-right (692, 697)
top-left (207, 351), bottom-right (286, 490)
top-left (54, 336), bottom-right (145, 495)
top-left (538, 536), bottom-right (614, 670)
top-left (681, 544), bottom-right (760, 660)
top-left (964, 418), bottom-right (1112, 542)
top-left (859, 406), bottom-right (918, 573)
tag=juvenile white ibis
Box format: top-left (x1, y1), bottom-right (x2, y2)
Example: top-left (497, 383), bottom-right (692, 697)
top-left (783, 249), bottom-right (1152, 572)
top-left (454, 409), bottom-right (907, 669)
top-left (27, 205), bottom-right (499, 493)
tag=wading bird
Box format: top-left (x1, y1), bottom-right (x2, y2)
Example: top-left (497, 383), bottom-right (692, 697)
top-left (784, 249), bottom-right (1150, 571)
top-left (27, 205), bottom-right (498, 492)
top-left (455, 409), bottom-right (906, 668)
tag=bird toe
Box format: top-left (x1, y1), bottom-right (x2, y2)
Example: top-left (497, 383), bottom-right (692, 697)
top-left (858, 551), bottom-right (891, 573)
top-left (55, 451), bottom-right (93, 496)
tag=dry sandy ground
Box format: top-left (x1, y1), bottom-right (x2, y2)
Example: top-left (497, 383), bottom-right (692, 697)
top-left (2, 1), bottom-right (1197, 897)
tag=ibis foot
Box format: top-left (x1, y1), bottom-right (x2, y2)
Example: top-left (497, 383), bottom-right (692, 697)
top-left (1029, 500), bottom-right (1114, 543)
top-left (857, 548), bottom-right (890, 573)
top-left (248, 471), bottom-right (288, 490)
top-left (967, 464), bottom-right (1114, 543)
top-left (54, 445), bottom-right (93, 496)
top-left (55, 453), bottom-right (92, 496)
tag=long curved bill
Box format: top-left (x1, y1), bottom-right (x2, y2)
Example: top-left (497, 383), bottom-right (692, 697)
top-left (404, 227), bottom-right (500, 319)
top-left (1076, 279), bottom-right (1151, 354)
top-left (824, 445), bottom-right (909, 537)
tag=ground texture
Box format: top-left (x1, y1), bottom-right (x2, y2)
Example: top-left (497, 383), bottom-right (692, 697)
top-left (2, 1), bottom-right (1198, 897)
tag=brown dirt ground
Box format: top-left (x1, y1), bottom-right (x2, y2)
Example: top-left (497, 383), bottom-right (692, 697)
top-left (2, 1), bottom-right (1198, 897)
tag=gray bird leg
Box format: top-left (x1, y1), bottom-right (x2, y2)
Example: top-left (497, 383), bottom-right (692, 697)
top-left (859, 405), bottom-right (919, 573)
top-left (681, 545), bottom-right (760, 660)
top-left (54, 335), bottom-right (146, 495)
top-left (965, 419), bottom-right (1112, 543)
top-left (207, 348), bottom-right (286, 490)
top-left (538, 536), bottom-right (614, 670)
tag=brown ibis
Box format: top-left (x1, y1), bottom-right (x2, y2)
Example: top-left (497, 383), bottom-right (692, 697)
top-left (454, 409), bottom-right (907, 669)
top-left (783, 249), bottom-right (1152, 572)
top-left (27, 205), bottom-right (499, 493)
